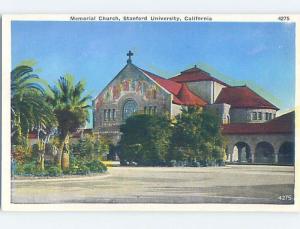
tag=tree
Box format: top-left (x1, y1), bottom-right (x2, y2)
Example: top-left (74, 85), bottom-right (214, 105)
top-left (11, 65), bottom-right (57, 170)
top-left (72, 133), bottom-right (109, 160)
top-left (119, 114), bottom-right (172, 166)
top-left (169, 107), bottom-right (225, 163)
top-left (47, 74), bottom-right (91, 170)
top-left (11, 66), bottom-right (56, 140)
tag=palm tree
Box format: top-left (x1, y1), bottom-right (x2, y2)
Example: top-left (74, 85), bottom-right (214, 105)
top-left (47, 74), bottom-right (91, 170)
top-left (11, 66), bottom-right (56, 143)
top-left (11, 65), bottom-right (57, 171)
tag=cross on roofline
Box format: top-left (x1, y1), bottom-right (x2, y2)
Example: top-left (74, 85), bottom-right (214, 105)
top-left (127, 50), bottom-right (133, 64)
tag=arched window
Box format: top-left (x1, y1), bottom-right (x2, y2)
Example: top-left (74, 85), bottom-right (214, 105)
top-left (123, 99), bottom-right (138, 120)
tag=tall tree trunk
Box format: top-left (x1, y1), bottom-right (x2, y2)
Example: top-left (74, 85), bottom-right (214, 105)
top-left (57, 133), bottom-right (68, 169)
top-left (57, 133), bottom-right (70, 171)
top-left (62, 134), bottom-right (70, 170)
top-left (37, 152), bottom-right (45, 171)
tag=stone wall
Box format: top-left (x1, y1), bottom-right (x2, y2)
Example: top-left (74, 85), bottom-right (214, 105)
top-left (93, 63), bottom-right (172, 144)
top-left (230, 108), bottom-right (277, 123)
top-left (187, 81), bottom-right (225, 104)
top-left (213, 81), bottom-right (226, 103)
top-left (206, 103), bottom-right (231, 124)
top-left (187, 81), bottom-right (213, 103)
top-left (224, 133), bottom-right (294, 164)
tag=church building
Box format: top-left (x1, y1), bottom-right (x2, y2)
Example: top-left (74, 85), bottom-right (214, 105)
top-left (93, 51), bottom-right (295, 165)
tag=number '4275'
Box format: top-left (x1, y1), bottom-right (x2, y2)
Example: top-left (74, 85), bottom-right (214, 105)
top-left (278, 16), bottom-right (290, 21)
top-left (278, 195), bottom-right (293, 201)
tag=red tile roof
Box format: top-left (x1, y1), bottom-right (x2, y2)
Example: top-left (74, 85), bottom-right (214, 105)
top-left (139, 68), bottom-right (207, 106)
top-left (139, 68), bottom-right (182, 95)
top-left (170, 66), bottom-right (229, 86)
top-left (222, 111), bottom-right (294, 135)
top-left (175, 83), bottom-right (207, 106)
top-left (215, 86), bottom-right (279, 110)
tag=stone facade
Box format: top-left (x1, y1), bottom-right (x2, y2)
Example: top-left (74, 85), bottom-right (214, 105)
top-left (225, 133), bottom-right (294, 165)
top-left (93, 53), bottom-right (294, 165)
top-left (187, 81), bottom-right (225, 104)
top-left (93, 63), bottom-right (172, 143)
top-left (229, 108), bottom-right (277, 123)
top-left (206, 103), bottom-right (231, 124)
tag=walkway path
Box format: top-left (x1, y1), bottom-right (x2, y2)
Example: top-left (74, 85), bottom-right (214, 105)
top-left (12, 165), bottom-right (294, 204)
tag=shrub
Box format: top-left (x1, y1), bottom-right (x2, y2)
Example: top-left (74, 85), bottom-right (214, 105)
top-left (14, 162), bottom-right (25, 175)
top-left (31, 144), bottom-right (40, 160)
top-left (12, 145), bottom-right (27, 164)
top-left (33, 169), bottom-right (49, 177)
top-left (119, 114), bottom-right (172, 166)
top-left (71, 134), bottom-right (109, 160)
top-left (23, 162), bottom-right (36, 175)
top-left (76, 164), bottom-right (90, 175)
top-left (86, 160), bottom-right (107, 173)
top-left (47, 166), bottom-right (62, 177)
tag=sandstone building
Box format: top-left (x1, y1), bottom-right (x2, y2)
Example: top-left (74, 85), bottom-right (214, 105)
top-left (93, 51), bottom-right (295, 165)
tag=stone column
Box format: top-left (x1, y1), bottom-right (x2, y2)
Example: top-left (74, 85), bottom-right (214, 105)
top-left (273, 142), bottom-right (281, 165)
top-left (274, 152), bottom-right (279, 164)
top-left (226, 145), bottom-right (234, 162)
top-left (237, 147), bottom-right (242, 162)
top-left (251, 151), bottom-right (255, 164)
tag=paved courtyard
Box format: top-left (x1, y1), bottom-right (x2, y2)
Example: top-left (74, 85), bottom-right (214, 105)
top-left (12, 165), bottom-right (295, 204)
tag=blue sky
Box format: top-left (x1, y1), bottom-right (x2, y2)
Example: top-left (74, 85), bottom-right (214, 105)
top-left (12, 21), bottom-right (295, 126)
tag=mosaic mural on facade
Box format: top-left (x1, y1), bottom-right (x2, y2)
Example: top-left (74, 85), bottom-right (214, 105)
top-left (95, 72), bottom-right (167, 111)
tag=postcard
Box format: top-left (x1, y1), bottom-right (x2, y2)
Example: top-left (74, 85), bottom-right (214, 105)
top-left (1, 14), bottom-right (299, 211)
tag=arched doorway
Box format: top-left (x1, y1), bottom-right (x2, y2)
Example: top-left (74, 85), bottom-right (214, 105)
top-left (122, 99), bottom-right (138, 120)
top-left (255, 141), bottom-right (275, 164)
top-left (233, 142), bottom-right (251, 163)
top-left (278, 141), bottom-right (294, 165)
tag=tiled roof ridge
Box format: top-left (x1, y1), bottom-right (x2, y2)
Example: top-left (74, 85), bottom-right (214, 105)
top-left (169, 66), bottom-right (229, 87)
top-left (137, 66), bottom-right (207, 106)
top-left (216, 85), bottom-right (279, 110)
top-left (242, 85), bottom-right (279, 110)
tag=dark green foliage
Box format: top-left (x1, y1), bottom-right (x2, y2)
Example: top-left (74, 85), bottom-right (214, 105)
top-left (14, 162), bottom-right (25, 175)
top-left (13, 142), bottom-right (108, 177)
top-left (119, 114), bottom-right (172, 166)
top-left (47, 166), bottom-right (63, 177)
top-left (85, 160), bottom-right (107, 173)
top-left (11, 65), bottom-right (57, 145)
top-left (14, 162), bottom-right (48, 176)
top-left (13, 159), bottom-right (106, 177)
top-left (67, 155), bottom-right (107, 175)
top-left (119, 108), bottom-right (225, 166)
top-left (169, 107), bottom-right (225, 163)
top-left (46, 74), bottom-right (92, 169)
top-left (47, 74), bottom-right (91, 136)
top-left (71, 134), bottom-right (109, 160)
top-left (23, 162), bottom-right (37, 175)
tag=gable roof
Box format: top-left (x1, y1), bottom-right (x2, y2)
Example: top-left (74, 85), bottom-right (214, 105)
top-left (222, 111), bottom-right (294, 135)
top-left (170, 66), bottom-right (229, 86)
top-left (175, 83), bottom-right (207, 106)
top-left (138, 67), bottom-right (207, 106)
top-left (215, 85), bottom-right (279, 110)
top-left (138, 68), bottom-right (182, 95)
